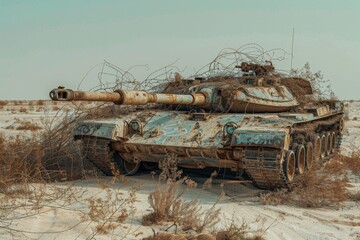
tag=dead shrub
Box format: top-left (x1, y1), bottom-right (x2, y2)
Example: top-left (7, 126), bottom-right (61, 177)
top-left (350, 191), bottom-right (360, 202)
top-left (261, 152), bottom-right (360, 207)
top-left (0, 137), bottom-right (44, 191)
top-left (0, 110), bottom-right (98, 192)
top-left (215, 221), bottom-right (266, 240)
top-left (143, 233), bottom-right (265, 240)
top-left (0, 105), bottom-right (131, 237)
top-left (143, 232), bottom-right (216, 240)
top-left (87, 188), bottom-right (136, 235)
top-left (261, 159), bottom-right (350, 208)
top-left (19, 107), bottom-right (28, 113)
top-left (1, 113), bottom-right (134, 237)
top-left (334, 153), bottom-right (360, 175)
top-left (0, 181), bottom-right (86, 237)
top-left (0, 101), bottom-right (7, 106)
top-left (142, 155), bottom-right (222, 233)
top-left (36, 100), bottom-right (45, 105)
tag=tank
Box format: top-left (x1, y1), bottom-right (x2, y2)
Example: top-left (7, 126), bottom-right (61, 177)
top-left (49, 62), bottom-right (344, 189)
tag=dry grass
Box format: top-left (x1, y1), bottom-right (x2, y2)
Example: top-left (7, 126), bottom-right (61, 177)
top-left (0, 101), bottom-right (8, 106)
top-left (334, 153), bottom-right (360, 175)
top-left (87, 188), bottom-right (136, 236)
top-left (142, 155), bottom-right (222, 233)
top-left (143, 232), bottom-right (216, 240)
top-left (260, 153), bottom-right (360, 208)
top-left (350, 191), bottom-right (360, 202)
top-left (0, 136), bottom-right (44, 190)
top-left (0, 106), bottom-right (137, 237)
top-left (0, 125), bottom-right (92, 235)
top-left (214, 221), bottom-right (266, 240)
top-left (36, 100), bottom-right (45, 106)
top-left (0, 114), bottom-right (96, 191)
top-left (143, 232), bottom-right (263, 240)
top-left (19, 107), bottom-right (28, 113)
top-left (143, 220), bottom-right (267, 240)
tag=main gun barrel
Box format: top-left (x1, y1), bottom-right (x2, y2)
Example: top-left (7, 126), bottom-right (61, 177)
top-left (49, 87), bottom-right (206, 106)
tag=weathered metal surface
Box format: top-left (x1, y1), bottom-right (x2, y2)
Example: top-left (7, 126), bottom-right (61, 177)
top-left (231, 129), bottom-right (288, 148)
top-left (50, 87), bottom-right (121, 102)
top-left (50, 87), bottom-right (207, 106)
top-left (74, 119), bottom-right (127, 140)
top-left (50, 61), bottom-right (345, 190)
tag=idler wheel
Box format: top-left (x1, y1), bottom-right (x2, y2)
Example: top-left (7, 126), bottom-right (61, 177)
top-left (325, 132), bottom-right (332, 156)
top-left (121, 160), bottom-right (140, 175)
top-left (295, 145), bottom-right (306, 174)
top-left (330, 132), bottom-right (337, 153)
top-left (312, 135), bottom-right (321, 162)
top-left (320, 134), bottom-right (327, 159)
top-left (283, 150), bottom-right (296, 183)
top-left (305, 142), bottom-right (314, 170)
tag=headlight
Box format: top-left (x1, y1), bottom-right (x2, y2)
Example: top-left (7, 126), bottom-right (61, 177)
top-left (223, 122), bottom-right (238, 137)
top-left (129, 120), bottom-right (143, 134)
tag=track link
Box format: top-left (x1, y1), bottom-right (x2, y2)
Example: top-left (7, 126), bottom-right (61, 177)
top-left (242, 148), bottom-right (288, 189)
top-left (81, 137), bottom-right (117, 175)
top-left (242, 131), bottom-right (343, 189)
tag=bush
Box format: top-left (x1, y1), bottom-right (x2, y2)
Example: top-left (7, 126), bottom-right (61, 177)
top-left (142, 155), bottom-right (222, 233)
top-left (36, 100), bottom-right (45, 106)
top-left (19, 107), bottom-right (28, 113)
top-left (260, 155), bottom-right (356, 208)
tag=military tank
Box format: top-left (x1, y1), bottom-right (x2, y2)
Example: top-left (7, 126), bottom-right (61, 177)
top-left (49, 62), bottom-right (344, 189)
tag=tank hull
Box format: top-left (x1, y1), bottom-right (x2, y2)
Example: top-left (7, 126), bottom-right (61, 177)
top-left (76, 107), bottom-right (343, 189)
top-left (50, 61), bottom-right (345, 190)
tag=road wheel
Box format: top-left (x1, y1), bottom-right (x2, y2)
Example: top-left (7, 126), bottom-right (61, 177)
top-left (305, 142), bottom-right (314, 170)
top-left (295, 145), bottom-right (306, 174)
top-left (283, 150), bottom-right (296, 183)
top-left (320, 134), bottom-right (326, 159)
top-left (312, 135), bottom-right (321, 162)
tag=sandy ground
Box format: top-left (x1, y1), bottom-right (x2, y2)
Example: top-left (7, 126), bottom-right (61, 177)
top-left (0, 100), bottom-right (359, 240)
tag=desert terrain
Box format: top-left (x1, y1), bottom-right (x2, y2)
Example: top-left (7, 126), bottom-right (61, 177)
top-left (0, 100), bottom-right (359, 240)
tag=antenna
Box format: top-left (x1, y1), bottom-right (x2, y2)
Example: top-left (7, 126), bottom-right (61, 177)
top-left (290, 28), bottom-right (295, 72)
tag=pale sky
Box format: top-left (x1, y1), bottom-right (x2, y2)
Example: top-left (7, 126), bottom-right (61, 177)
top-left (1, 0), bottom-right (360, 100)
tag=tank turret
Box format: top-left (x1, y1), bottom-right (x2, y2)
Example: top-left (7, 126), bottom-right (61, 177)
top-left (50, 62), bottom-right (301, 113)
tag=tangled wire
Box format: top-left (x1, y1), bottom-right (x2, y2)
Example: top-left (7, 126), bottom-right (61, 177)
top-left (82, 44), bottom-right (287, 92)
top-left (77, 43), bottom-right (334, 112)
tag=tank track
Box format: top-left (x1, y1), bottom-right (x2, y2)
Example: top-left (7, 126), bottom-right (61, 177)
top-left (335, 134), bottom-right (343, 150)
top-left (81, 137), bottom-right (117, 175)
top-left (241, 148), bottom-right (288, 189)
top-left (242, 131), bottom-right (343, 189)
